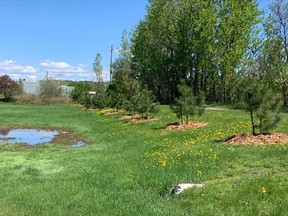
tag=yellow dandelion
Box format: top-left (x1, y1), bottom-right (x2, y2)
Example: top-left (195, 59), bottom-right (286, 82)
top-left (262, 187), bottom-right (267, 193)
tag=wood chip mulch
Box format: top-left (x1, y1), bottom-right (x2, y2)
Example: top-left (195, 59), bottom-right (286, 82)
top-left (224, 133), bottom-right (288, 145)
top-left (118, 114), bottom-right (141, 120)
top-left (128, 117), bottom-right (159, 124)
top-left (163, 122), bottom-right (208, 131)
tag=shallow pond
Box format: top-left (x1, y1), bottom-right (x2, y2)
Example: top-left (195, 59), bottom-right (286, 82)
top-left (72, 141), bottom-right (87, 147)
top-left (0, 129), bottom-right (59, 145)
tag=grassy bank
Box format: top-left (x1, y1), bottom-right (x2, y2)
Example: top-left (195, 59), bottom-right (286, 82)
top-left (0, 103), bottom-right (287, 215)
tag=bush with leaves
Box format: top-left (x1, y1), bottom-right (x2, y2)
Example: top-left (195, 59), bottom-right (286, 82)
top-left (243, 79), bottom-right (283, 135)
top-left (0, 74), bottom-right (20, 101)
top-left (79, 91), bottom-right (93, 109)
top-left (170, 81), bottom-right (205, 124)
top-left (92, 91), bottom-right (107, 110)
top-left (70, 82), bottom-right (91, 103)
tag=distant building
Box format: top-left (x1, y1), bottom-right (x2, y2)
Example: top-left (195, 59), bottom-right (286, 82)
top-left (61, 85), bottom-right (74, 96)
top-left (22, 81), bottom-right (74, 96)
top-left (23, 81), bottom-right (41, 95)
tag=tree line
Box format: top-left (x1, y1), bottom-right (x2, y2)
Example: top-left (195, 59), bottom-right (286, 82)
top-left (1, 0), bottom-right (287, 135)
top-left (103, 0), bottom-right (287, 107)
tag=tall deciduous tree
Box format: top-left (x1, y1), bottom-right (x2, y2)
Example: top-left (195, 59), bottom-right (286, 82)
top-left (132, 0), bottom-right (261, 104)
top-left (93, 53), bottom-right (105, 92)
top-left (260, 0), bottom-right (288, 106)
top-left (111, 30), bottom-right (137, 101)
top-left (215, 0), bottom-right (262, 103)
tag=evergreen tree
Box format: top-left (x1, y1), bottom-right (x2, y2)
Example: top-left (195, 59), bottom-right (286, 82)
top-left (171, 81), bottom-right (205, 124)
top-left (70, 82), bottom-right (91, 103)
top-left (243, 80), bottom-right (283, 134)
top-left (134, 87), bottom-right (160, 118)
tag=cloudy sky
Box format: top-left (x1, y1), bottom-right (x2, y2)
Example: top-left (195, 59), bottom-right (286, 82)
top-left (0, 0), bottom-right (148, 82)
top-left (0, 0), bottom-right (269, 82)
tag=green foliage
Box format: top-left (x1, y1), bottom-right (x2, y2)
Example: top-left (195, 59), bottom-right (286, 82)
top-left (171, 81), bottom-right (205, 124)
top-left (133, 87), bottom-right (160, 118)
top-left (123, 86), bottom-right (159, 118)
top-left (243, 80), bottom-right (283, 134)
top-left (70, 82), bottom-right (91, 103)
top-left (92, 91), bottom-right (107, 110)
top-left (132, 0), bottom-right (262, 103)
top-left (79, 91), bottom-right (93, 109)
top-left (0, 74), bottom-right (20, 101)
top-left (106, 85), bottom-right (126, 112)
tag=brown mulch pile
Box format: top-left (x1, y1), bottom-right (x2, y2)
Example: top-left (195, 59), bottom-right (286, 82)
top-left (224, 133), bottom-right (288, 145)
top-left (128, 117), bottom-right (159, 124)
top-left (118, 114), bottom-right (141, 120)
top-left (104, 111), bottom-right (120, 116)
top-left (163, 122), bottom-right (208, 131)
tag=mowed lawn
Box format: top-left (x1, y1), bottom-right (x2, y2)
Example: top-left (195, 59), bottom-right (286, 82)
top-left (0, 103), bottom-right (288, 216)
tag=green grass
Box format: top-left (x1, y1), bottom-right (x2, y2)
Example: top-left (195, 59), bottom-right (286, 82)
top-left (0, 103), bottom-right (287, 215)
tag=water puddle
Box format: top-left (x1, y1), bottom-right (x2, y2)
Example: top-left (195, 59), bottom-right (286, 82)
top-left (71, 141), bottom-right (87, 147)
top-left (0, 129), bottom-right (59, 145)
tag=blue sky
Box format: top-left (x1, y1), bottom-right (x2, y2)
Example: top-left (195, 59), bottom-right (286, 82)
top-left (0, 0), bottom-right (270, 82)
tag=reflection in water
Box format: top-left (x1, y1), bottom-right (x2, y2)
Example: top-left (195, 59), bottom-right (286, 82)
top-left (0, 129), bottom-right (58, 145)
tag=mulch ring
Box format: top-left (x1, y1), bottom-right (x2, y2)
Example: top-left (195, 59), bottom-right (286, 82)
top-left (224, 133), bottom-right (288, 145)
top-left (118, 114), bottom-right (141, 120)
top-left (103, 111), bottom-right (121, 116)
top-left (163, 122), bottom-right (208, 131)
top-left (128, 117), bottom-right (159, 124)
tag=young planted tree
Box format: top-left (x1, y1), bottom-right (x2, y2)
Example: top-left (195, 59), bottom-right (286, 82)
top-left (92, 53), bottom-right (108, 109)
top-left (106, 84), bottom-right (126, 112)
top-left (0, 74), bottom-right (20, 101)
top-left (133, 87), bottom-right (160, 118)
top-left (93, 53), bottom-right (105, 92)
top-left (171, 81), bottom-right (205, 124)
top-left (243, 80), bottom-right (283, 135)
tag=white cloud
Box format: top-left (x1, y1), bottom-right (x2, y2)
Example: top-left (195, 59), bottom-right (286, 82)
top-left (0, 60), bottom-right (38, 81)
top-left (40, 60), bottom-right (71, 69)
top-left (0, 60), bottom-right (37, 74)
top-left (0, 59), bottom-right (109, 82)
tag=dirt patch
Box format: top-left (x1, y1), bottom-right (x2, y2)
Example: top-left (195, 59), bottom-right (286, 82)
top-left (118, 114), bottom-right (141, 120)
top-left (224, 133), bottom-right (288, 145)
top-left (128, 117), bottom-right (159, 124)
top-left (163, 122), bottom-right (208, 131)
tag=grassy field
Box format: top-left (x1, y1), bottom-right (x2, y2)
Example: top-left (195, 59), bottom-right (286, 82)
top-left (0, 103), bottom-right (287, 216)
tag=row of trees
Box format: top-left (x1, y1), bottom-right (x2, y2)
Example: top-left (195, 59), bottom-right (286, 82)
top-left (2, 0), bottom-right (287, 135)
top-left (89, 0), bottom-right (286, 133)
top-left (131, 0), bottom-right (262, 104)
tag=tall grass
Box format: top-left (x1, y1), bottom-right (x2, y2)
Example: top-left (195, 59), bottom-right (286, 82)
top-left (0, 103), bottom-right (287, 215)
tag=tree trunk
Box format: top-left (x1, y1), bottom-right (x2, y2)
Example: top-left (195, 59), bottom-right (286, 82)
top-left (250, 110), bottom-right (256, 135)
top-left (282, 81), bottom-right (288, 107)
